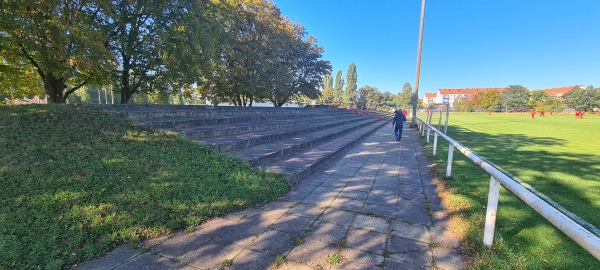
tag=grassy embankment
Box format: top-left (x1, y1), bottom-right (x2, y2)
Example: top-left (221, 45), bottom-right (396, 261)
top-left (418, 112), bottom-right (600, 269)
top-left (0, 105), bottom-right (288, 269)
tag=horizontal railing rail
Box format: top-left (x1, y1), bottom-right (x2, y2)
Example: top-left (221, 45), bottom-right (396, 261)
top-left (416, 117), bottom-right (600, 260)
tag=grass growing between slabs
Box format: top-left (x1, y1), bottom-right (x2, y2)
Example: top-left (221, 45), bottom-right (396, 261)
top-left (0, 105), bottom-right (289, 269)
top-left (417, 112), bottom-right (600, 269)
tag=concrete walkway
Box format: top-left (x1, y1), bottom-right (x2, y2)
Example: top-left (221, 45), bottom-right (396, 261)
top-left (77, 125), bottom-right (464, 270)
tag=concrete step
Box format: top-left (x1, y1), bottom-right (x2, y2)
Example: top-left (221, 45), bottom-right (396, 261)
top-left (83, 104), bottom-right (394, 185)
top-left (135, 111), bottom-right (357, 129)
top-left (170, 114), bottom-right (365, 140)
top-left (127, 107), bottom-right (345, 120)
top-left (262, 119), bottom-right (389, 185)
top-left (225, 118), bottom-right (383, 166)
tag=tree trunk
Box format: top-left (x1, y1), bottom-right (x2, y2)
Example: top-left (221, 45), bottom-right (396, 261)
top-left (120, 57), bottom-right (132, 104)
top-left (44, 73), bottom-right (67, 103)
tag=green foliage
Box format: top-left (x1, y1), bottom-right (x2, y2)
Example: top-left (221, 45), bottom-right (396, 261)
top-left (318, 72), bottom-right (334, 105)
top-left (343, 63), bottom-right (357, 108)
top-left (100, 0), bottom-right (220, 104)
top-left (1, 0), bottom-right (328, 107)
top-left (273, 255), bottom-right (286, 268)
top-left (480, 90), bottom-right (501, 111)
top-left (197, 0), bottom-right (330, 107)
top-left (0, 0), bottom-right (114, 103)
top-left (0, 105), bottom-right (288, 269)
top-left (393, 82), bottom-right (413, 109)
top-left (332, 70), bottom-right (344, 106)
top-left (357, 85), bottom-right (381, 110)
top-left (501, 85), bottom-right (529, 111)
top-left (563, 85), bottom-right (599, 111)
top-left (327, 253), bottom-right (343, 265)
top-left (0, 50), bottom-right (44, 100)
top-left (418, 112), bottom-right (600, 269)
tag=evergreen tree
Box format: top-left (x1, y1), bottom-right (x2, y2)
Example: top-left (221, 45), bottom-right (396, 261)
top-left (319, 72), bottom-right (334, 104)
top-left (332, 70), bottom-right (344, 106)
top-left (343, 63), bottom-right (357, 108)
top-left (501, 85), bottom-right (529, 111)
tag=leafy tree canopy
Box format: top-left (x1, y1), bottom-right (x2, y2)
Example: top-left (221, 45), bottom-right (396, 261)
top-left (501, 85), bottom-right (529, 110)
top-left (0, 0), bottom-right (114, 103)
top-left (563, 85), bottom-right (599, 111)
top-left (332, 70), bottom-right (344, 106)
top-left (343, 63), bottom-right (357, 108)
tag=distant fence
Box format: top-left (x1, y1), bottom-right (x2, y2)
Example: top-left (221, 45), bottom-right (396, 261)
top-left (3, 96), bottom-right (48, 105)
top-left (416, 117), bottom-right (600, 260)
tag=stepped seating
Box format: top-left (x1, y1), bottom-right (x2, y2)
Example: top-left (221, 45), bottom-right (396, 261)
top-left (87, 105), bottom-right (391, 184)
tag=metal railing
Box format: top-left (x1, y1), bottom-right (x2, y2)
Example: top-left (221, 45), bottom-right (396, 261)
top-left (416, 118), bottom-right (600, 260)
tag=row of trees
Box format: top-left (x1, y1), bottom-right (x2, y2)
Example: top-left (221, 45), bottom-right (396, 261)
top-left (317, 63), bottom-right (417, 111)
top-left (0, 0), bottom-right (330, 106)
top-left (318, 63), bottom-right (358, 108)
top-left (453, 85), bottom-right (600, 112)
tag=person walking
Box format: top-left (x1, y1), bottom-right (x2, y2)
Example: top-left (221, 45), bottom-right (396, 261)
top-left (392, 109), bottom-right (407, 141)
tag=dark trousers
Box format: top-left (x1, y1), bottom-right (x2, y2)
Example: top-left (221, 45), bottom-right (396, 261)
top-left (394, 124), bottom-right (403, 139)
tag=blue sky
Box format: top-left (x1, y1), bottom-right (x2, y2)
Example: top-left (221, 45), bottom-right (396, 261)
top-left (274, 0), bottom-right (600, 97)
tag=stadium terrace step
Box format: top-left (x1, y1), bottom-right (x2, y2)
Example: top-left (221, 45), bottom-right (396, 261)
top-left (133, 111), bottom-right (358, 129)
top-left (199, 116), bottom-right (376, 153)
top-left (84, 104), bottom-right (391, 183)
top-left (224, 118), bottom-right (382, 165)
top-left (262, 120), bottom-right (386, 184)
top-left (169, 114), bottom-right (365, 140)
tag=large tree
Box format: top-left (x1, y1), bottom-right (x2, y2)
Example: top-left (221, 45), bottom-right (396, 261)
top-left (480, 90), bottom-right (501, 111)
top-left (528, 90), bottom-right (550, 110)
top-left (0, 0), bottom-right (114, 103)
top-left (332, 70), bottom-right (344, 106)
top-left (343, 63), bottom-right (357, 108)
top-left (563, 85), bottom-right (599, 111)
top-left (198, 0), bottom-right (329, 107)
top-left (265, 32), bottom-right (331, 107)
top-left (501, 85), bottom-right (529, 111)
top-left (100, 0), bottom-right (218, 104)
top-left (358, 85), bottom-right (382, 110)
top-left (393, 82), bottom-right (413, 109)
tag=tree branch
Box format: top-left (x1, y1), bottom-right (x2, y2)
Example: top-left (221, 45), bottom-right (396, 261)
top-left (65, 76), bottom-right (90, 96)
top-left (18, 42), bottom-right (45, 79)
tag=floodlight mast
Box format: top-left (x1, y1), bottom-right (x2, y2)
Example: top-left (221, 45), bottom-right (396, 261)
top-left (411, 0), bottom-right (426, 127)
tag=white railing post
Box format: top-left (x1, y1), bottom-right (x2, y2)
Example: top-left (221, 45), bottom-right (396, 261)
top-left (422, 123), bottom-right (425, 136)
top-left (426, 127), bottom-right (430, 144)
top-left (484, 176), bottom-right (501, 247)
top-left (446, 144), bottom-right (454, 177)
top-left (433, 132), bottom-right (438, 155)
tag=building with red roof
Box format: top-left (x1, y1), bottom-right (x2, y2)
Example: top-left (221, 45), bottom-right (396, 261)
top-left (423, 86), bottom-right (578, 108)
top-left (532, 86), bottom-right (578, 99)
top-left (423, 88), bottom-right (508, 107)
top-left (423, 93), bottom-right (437, 105)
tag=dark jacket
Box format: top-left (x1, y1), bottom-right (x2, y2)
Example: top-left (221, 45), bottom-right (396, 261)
top-left (392, 112), bottom-right (406, 128)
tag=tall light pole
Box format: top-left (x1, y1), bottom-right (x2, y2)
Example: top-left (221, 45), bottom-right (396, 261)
top-left (411, 0), bottom-right (426, 127)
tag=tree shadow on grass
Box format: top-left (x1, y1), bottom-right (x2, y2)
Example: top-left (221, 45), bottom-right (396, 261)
top-left (428, 126), bottom-right (600, 268)
top-left (447, 126), bottom-right (600, 227)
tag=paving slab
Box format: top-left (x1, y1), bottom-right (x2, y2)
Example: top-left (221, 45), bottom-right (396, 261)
top-left (76, 123), bottom-right (464, 270)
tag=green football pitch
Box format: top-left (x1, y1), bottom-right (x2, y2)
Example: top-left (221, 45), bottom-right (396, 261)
top-left (417, 112), bottom-right (600, 269)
